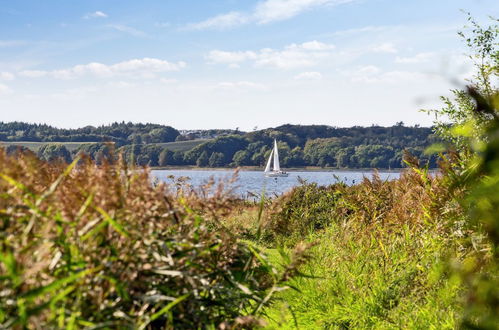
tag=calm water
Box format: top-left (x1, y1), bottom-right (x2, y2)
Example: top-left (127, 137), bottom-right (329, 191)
top-left (151, 169), bottom-right (401, 199)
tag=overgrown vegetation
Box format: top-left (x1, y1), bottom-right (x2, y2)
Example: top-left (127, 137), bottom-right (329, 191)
top-left (0, 151), bottom-right (313, 328)
top-left (1, 13), bottom-right (498, 330)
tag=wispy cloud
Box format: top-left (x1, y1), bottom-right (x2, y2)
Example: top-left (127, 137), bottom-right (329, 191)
top-left (254, 0), bottom-right (350, 24)
top-left (331, 25), bottom-right (394, 36)
top-left (207, 40), bottom-right (335, 69)
top-left (349, 65), bottom-right (439, 84)
top-left (216, 81), bottom-right (267, 91)
top-left (0, 83), bottom-right (12, 95)
top-left (83, 11), bottom-right (108, 19)
top-left (185, 12), bottom-right (249, 30)
top-left (0, 72), bottom-right (15, 81)
top-left (184, 0), bottom-right (356, 30)
top-left (395, 52), bottom-right (435, 64)
top-left (371, 42), bottom-right (398, 53)
top-left (107, 24), bottom-right (147, 37)
top-left (19, 70), bottom-right (47, 78)
top-left (294, 71), bottom-right (322, 80)
top-left (19, 58), bottom-right (187, 80)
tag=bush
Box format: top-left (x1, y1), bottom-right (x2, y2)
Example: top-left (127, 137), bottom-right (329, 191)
top-left (268, 182), bottom-right (344, 244)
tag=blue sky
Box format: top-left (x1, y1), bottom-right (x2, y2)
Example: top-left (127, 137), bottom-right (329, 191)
top-left (0, 0), bottom-right (498, 130)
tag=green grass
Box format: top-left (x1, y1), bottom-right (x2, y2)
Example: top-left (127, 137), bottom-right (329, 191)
top-left (0, 141), bottom-right (96, 152)
top-left (152, 139), bottom-right (211, 152)
top-left (0, 139), bottom-right (209, 153)
top-left (262, 223), bottom-right (461, 329)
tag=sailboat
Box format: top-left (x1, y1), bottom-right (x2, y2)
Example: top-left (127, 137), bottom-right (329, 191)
top-left (264, 139), bottom-right (289, 177)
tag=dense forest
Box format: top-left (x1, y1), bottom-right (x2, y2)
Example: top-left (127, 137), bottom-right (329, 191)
top-left (0, 122), bottom-right (181, 144)
top-left (1, 122), bottom-right (439, 168)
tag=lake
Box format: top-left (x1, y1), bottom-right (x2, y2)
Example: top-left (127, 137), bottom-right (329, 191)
top-left (151, 169), bottom-right (401, 199)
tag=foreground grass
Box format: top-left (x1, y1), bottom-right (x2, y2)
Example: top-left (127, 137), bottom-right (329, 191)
top-left (1, 148), bottom-right (492, 329)
top-left (263, 223), bottom-right (462, 329)
top-left (218, 168), bottom-right (470, 329)
top-left (0, 151), bottom-right (309, 328)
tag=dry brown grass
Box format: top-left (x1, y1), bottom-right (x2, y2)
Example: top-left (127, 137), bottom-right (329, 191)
top-left (0, 150), bottom-right (307, 329)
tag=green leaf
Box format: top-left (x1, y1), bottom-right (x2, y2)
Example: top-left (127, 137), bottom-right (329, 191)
top-left (138, 293), bottom-right (190, 330)
top-left (95, 207), bottom-right (129, 238)
top-left (0, 174), bottom-right (33, 196)
top-left (424, 143), bottom-right (447, 155)
top-left (21, 268), bottom-right (96, 300)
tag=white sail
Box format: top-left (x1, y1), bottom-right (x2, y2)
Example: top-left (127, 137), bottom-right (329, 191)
top-left (264, 148), bottom-right (273, 172)
top-left (273, 139), bottom-right (280, 171)
top-left (263, 139), bottom-right (288, 177)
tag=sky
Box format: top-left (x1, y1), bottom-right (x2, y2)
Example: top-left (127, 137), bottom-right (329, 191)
top-left (0, 0), bottom-right (498, 130)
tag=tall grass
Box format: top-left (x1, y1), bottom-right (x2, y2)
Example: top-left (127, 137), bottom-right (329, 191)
top-left (0, 150), bottom-right (307, 328)
top-left (251, 165), bottom-right (471, 328)
top-left (1, 124), bottom-right (496, 328)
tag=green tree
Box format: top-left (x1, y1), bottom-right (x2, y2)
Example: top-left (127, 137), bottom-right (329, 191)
top-left (232, 150), bottom-right (250, 166)
top-left (196, 151), bottom-right (209, 167)
top-left (424, 14), bottom-right (499, 160)
top-left (172, 151), bottom-right (185, 165)
top-left (148, 127), bottom-right (180, 143)
top-left (37, 144), bottom-right (72, 163)
top-left (158, 149), bottom-right (174, 167)
top-left (208, 152), bottom-right (224, 167)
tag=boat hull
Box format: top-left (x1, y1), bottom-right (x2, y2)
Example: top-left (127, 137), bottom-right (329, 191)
top-left (265, 171), bottom-right (289, 177)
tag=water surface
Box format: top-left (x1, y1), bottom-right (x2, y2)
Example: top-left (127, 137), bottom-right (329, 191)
top-left (152, 169), bottom-right (401, 199)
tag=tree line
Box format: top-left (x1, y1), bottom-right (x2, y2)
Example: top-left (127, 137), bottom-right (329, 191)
top-left (0, 121), bottom-right (180, 144)
top-left (3, 122), bottom-right (439, 168)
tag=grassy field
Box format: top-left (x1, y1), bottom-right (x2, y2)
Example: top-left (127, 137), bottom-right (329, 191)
top-left (0, 139), bottom-right (209, 153)
top-left (152, 139), bottom-right (210, 151)
top-left (0, 141), bottom-right (96, 152)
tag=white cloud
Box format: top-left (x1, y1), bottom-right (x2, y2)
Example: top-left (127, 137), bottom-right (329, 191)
top-left (206, 50), bottom-right (258, 64)
top-left (356, 65), bottom-right (381, 75)
top-left (332, 25), bottom-right (392, 36)
top-left (106, 81), bottom-right (135, 88)
top-left (185, 12), bottom-right (250, 30)
top-left (159, 78), bottom-right (178, 84)
top-left (0, 83), bottom-right (12, 95)
top-left (395, 52), bottom-right (435, 64)
top-left (297, 40), bottom-right (335, 50)
top-left (217, 81), bottom-right (267, 91)
top-left (254, 0), bottom-right (347, 24)
top-left (350, 66), bottom-right (437, 84)
top-left (83, 11), bottom-right (108, 19)
top-left (184, 0), bottom-right (355, 30)
top-left (19, 58), bottom-right (187, 80)
top-left (294, 71), bottom-right (322, 80)
top-left (371, 42), bottom-right (398, 53)
top-left (207, 40), bottom-right (334, 69)
top-left (19, 70), bottom-right (48, 78)
top-left (0, 72), bottom-right (15, 81)
top-left (107, 24), bottom-right (146, 37)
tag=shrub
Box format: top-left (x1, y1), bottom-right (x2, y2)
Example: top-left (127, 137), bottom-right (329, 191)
top-left (267, 182), bottom-right (344, 244)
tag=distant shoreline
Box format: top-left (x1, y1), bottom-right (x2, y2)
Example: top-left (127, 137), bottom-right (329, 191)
top-left (150, 166), bottom-right (410, 172)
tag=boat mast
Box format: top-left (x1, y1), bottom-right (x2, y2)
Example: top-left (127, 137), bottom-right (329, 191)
top-left (273, 139), bottom-right (280, 172)
top-left (264, 148), bottom-right (273, 172)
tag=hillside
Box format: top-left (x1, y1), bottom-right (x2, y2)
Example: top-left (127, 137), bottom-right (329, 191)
top-left (1, 122), bottom-right (438, 169)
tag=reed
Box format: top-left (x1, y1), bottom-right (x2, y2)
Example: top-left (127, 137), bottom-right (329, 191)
top-left (0, 151), bottom-right (308, 329)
